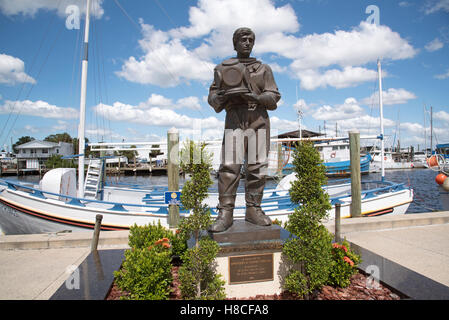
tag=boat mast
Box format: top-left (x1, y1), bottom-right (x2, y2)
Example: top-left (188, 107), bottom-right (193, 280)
top-left (430, 106), bottom-right (433, 155)
top-left (296, 83), bottom-right (302, 141)
top-left (78, 0), bottom-right (91, 197)
top-left (423, 104), bottom-right (427, 156)
top-left (377, 59), bottom-right (385, 180)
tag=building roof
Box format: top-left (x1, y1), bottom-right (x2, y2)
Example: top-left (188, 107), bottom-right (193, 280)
top-left (15, 140), bottom-right (60, 149)
top-left (274, 129), bottom-right (323, 139)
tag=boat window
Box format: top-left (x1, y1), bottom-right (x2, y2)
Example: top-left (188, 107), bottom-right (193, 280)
top-left (339, 146), bottom-right (346, 150)
top-left (332, 146), bottom-right (338, 150)
top-left (317, 147), bottom-right (323, 151)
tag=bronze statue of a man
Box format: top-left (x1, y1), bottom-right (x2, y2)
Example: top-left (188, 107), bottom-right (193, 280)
top-left (208, 27), bottom-right (281, 232)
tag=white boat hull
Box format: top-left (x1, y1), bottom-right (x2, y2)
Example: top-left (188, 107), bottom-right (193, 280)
top-left (0, 176), bottom-right (413, 234)
top-left (0, 185), bottom-right (170, 234)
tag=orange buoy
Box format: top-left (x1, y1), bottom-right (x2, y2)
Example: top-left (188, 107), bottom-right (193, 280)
top-left (427, 155), bottom-right (438, 167)
top-left (435, 173), bottom-right (447, 185)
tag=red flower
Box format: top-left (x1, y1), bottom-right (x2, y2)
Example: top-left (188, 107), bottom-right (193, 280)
top-left (162, 242), bottom-right (171, 249)
top-left (343, 256), bottom-right (354, 266)
top-left (341, 245), bottom-right (348, 253)
top-left (332, 243), bottom-right (340, 249)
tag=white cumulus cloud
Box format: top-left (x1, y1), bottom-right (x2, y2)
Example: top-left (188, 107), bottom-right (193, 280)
top-left (0, 54), bottom-right (35, 85)
top-left (424, 0), bottom-right (449, 14)
top-left (0, 99), bottom-right (78, 119)
top-left (116, 23), bottom-right (215, 87)
top-left (295, 66), bottom-right (379, 90)
top-left (361, 88), bottom-right (417, 106)
top-left (137, 94), bottom-right (202, 110)
top-left (425, 38), bottom-right (444, 52)
top-left (93, 101), bottom-right (222, 130)
top-left (0, 0), bottom-right (104, 18)
top-left (313, 98), bottom-right (364, 121)
top-left (116, 1), bottom-right (416, 91)
top-left (434, 110), bottom-right (449, 121)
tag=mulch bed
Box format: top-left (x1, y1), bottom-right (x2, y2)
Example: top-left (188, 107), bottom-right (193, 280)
top-left (106, 266), bottom-right (404, 300)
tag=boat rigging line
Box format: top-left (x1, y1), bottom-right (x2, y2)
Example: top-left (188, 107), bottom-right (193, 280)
top-left (0, 2), bottom-right (66, 150)
top-left (0, 0), bottom-right (64, 148)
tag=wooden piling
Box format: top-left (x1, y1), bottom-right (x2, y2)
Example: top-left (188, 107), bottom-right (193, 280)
top-left (167, 128), bottom-right (180, 228)
top-left (349, 131), bottom-right (361, 217)
top-left (91, 214), bottom-right (103, 251)
top-left (335, 202), bottom-right (341, 242)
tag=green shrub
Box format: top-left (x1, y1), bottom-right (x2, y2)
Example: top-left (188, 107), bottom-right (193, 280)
top-left (283, 220), bottom-right (334, 298)
top-left (177, 140), bottom-right (225, 299)
top-left (128, 222), bottom-right (187, 257)
top-left (178, 238), bottom-right (226, 300)
top-left (113, 240), bottom-right (172, 300)
top-left (282, 141), bottom-right (334, 299)
top-left (327, 239), bottom-right (361, 288)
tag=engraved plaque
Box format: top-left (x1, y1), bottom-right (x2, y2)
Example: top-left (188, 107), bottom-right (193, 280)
top-left (229, 253), bottom-right (274, 284)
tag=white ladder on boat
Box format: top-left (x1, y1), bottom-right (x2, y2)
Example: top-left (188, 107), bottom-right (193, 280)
top-left (83, 159), bottom-right (104, 200)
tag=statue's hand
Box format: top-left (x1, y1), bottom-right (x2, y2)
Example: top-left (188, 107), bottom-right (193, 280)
top-left (242, 93), bottom-right (260, 104)
top-left (214, 90), bottom-right (228, 105)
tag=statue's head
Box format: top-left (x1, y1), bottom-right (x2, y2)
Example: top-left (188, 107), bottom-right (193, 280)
top-left (233, 27), bottom-right (255, 58)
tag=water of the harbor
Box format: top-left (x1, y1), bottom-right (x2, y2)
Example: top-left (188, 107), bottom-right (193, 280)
top-left (3, 168), bottom-right (444, 214)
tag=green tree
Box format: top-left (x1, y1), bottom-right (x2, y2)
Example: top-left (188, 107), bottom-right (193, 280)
top-left (282, 141), bottom-right (334, 299)
top-left (149, 144), bottom-right (162, 165)
top-left (44, 132), bottom-right (73, 143)
top-left (73, 137), bottom-right (91, 158)
top-left (177, 140), bottom-right (225, 300)
top-left (12, 136), bottom-right (34, 153)
top-left (116, 145), bottom-right (137, 165)
top-left (44, 154), bottom-right (76, 168)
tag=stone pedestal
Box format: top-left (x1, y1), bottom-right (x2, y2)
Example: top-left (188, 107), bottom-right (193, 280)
top-left (209, 220), bottom-right (291, 299)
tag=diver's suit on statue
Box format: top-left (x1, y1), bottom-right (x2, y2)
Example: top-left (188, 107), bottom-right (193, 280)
top-left (208, 27), bottom-right (281, 232)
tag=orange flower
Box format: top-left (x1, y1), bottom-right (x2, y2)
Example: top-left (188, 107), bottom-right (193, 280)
top-left (341, 245), bottom-right (348, 253)
top-left (332, 243), bottom-right (340, 249)
top-left (343, 256), bottom-right (354, 266)
top-left (154, 239), bottom-right (163, 245)
top-left (162, 242), bottom-right (171, 249)
top-left (162, 237), bottom-right (170, 242)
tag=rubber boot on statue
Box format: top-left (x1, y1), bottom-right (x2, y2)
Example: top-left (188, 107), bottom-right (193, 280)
top-left (245, 192), bottom-right (271, 226)
top-left (208, 196), bottom-right (235, 232)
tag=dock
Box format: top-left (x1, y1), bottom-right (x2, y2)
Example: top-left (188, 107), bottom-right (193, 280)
top-left (0, 211), bottom-right (448, 300)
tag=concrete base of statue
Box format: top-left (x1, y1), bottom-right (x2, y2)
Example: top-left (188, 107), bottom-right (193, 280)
top-left (208, 220), bottom-right (291, 299)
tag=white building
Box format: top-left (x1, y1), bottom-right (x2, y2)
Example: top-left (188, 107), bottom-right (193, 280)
top-left (15, 140), bottom-right (74, 170)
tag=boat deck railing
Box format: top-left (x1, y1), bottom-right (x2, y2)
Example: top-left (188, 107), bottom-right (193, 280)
top-left (1, 180), bottom-right (172, 215)
top-left (0, 179), bottom-right (409, 216)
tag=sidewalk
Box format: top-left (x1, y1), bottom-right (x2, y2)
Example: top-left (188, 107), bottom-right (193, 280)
top-left (1, 212), bottom-right (448, 300)
top-left (325, 211), bottom-right (449, 289)
top-left (0, 230), bottom-right (129, 300)
top-left (0, 247), bottom-right (90, 299)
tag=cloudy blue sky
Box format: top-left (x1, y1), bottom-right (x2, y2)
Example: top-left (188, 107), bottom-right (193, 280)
top-left (0, 0), bottom-right (448, 152)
